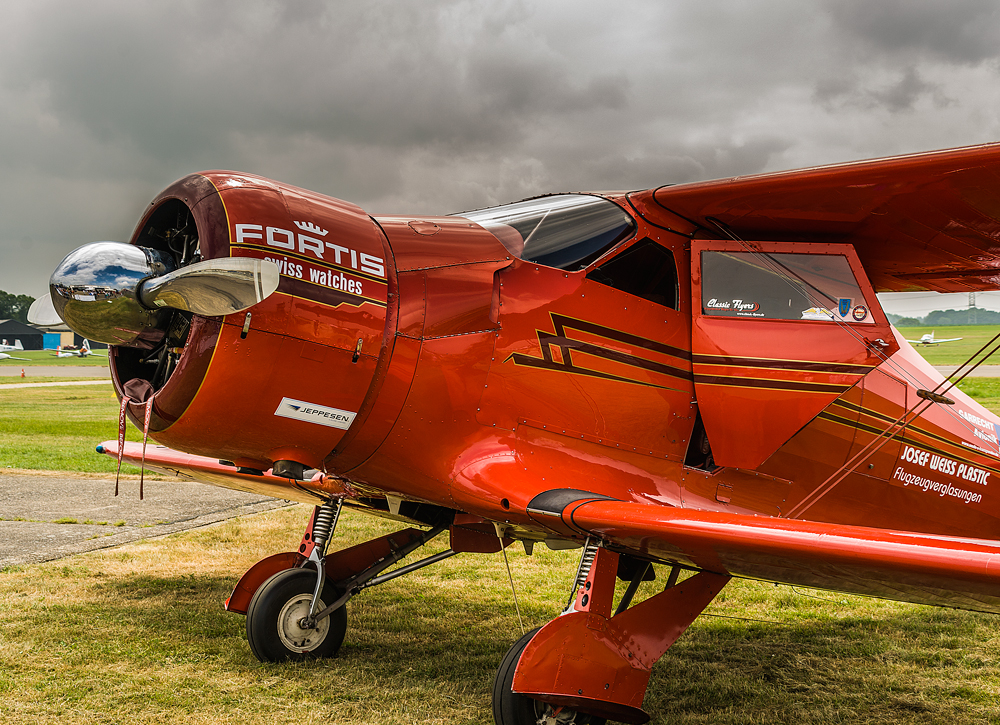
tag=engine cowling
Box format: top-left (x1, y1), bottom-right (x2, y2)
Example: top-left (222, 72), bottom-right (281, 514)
top-left (103, 172), bottom-right (394, 470)
top-left (42, 170), bottom-right (512, 481)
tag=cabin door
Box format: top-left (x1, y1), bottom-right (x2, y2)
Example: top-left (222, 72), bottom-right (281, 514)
top-left (690, 240), bottom-right (898, 470)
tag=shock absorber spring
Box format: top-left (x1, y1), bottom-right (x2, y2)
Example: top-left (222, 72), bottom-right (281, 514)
top-left (574, 537), bottom-right (599, 589)
top-left (564, 537), bottom-right (600, 612)
top-left (311, 498), bottom-right (343, 555)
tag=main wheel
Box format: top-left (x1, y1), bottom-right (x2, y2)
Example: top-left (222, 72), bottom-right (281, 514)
top-left (492, 628), bottom-right (607, 725)
top-left (245, 568), bottom-right (347, 662)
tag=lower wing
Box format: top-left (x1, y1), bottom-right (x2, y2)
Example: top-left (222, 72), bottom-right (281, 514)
top-left (106, 441), bottom-right (1000, 613)
top-left (99, 440), bottom-right (350, 504)
top-left (558, 497), bottom-right (1000, 613)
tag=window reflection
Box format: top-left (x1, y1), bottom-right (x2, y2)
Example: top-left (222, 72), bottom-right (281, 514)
top-left (457, 195), bottom-right (635, 271)
top-left (701, 251), bottom-right (873, 323)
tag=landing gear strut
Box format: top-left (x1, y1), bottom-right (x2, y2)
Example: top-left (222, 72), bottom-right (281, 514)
top-left (228, 498), bottom-right (457, 664)
top-left (493, 542), bottom-right (730, 725)
top-left (245, 498), bottom-right (347, 660)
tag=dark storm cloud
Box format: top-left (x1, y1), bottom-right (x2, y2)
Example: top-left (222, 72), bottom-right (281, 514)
top-left (2, 1), bottom-right (1000, 299)
top-left (826, 0), bottom-right (1000, 64)
top-left (3, 2), bottom-right (629, 161)
top-left (815, 1), bottom-right (1000, 114)
top-left (814, 66), bottom-right (949, 113)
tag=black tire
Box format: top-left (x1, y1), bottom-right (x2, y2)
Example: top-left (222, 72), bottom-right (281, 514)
top-left (492, 627), bottom-right (607, 725)
top-left (245, 568), bottom-right (347, 662)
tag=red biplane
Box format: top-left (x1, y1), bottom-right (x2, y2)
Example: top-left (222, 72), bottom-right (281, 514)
top-left (32, 143), bottom-right (1000, 724)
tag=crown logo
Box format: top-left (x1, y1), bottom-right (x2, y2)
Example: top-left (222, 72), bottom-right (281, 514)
top-left (294, 221), bottom-right (329, 237)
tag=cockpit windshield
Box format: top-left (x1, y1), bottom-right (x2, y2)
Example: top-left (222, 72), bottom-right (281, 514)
top-left (455, 194), bottom-right (635, 271)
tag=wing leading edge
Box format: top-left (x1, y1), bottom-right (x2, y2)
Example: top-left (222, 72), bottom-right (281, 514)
top-left (634, 142), bottom-right (1000, 293)
top-left (98, 440), bottom-right (350, 504)
top-left (562, 498), bottom-right (1000, 613)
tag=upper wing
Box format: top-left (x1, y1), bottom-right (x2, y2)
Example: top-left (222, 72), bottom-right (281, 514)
top-left (530, 494), bottom-right (1000, 613)
top-left (632, 143), bottom-right (1000, 293)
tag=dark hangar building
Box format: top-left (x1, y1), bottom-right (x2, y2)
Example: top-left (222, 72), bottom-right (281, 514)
top-left (0, 319), bottom-right (44, 350)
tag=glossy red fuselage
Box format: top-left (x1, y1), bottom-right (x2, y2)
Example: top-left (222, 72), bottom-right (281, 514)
top-left (111, 170), bottom-right (1000, 551)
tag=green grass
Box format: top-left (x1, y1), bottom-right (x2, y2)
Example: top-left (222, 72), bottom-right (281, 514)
top-left (899, 325), bottom-right (1000, 366)
top-left (954, 378), bottom-right (1000, 415)
top-left (0, 384), bottom-right (144, 473)
top-left (0, 349), bottom-right (108, 367)
top-left (0, 507), bottom-right (996, 724)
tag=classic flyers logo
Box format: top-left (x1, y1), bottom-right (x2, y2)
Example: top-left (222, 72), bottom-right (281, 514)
top-left (705, 298), bottom-right (760, 313)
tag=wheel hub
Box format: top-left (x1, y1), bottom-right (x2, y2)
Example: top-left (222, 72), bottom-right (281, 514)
top-left (535, 702), bottom-right (583, 724)
top-left (276, 594), bottom-right (330, 652)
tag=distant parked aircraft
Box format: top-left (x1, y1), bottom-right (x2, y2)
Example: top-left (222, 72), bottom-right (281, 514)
top-left (0, 339), bottom-right (23, 352)
top-left (905, 331), bottom-right (963, 346)
top-left (0, 352), bottom-right (29, 361)
top-left (51, 339), bottom-right (105, 358)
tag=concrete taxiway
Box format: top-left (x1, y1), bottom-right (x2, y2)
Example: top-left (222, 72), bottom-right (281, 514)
top-left (934, 366), bottom-right (1000, 378)
top-left (0, 471), bottom-right (291, 569)
top-left (1, 373), bottom-right (289, 568)
top-left (0, 364), bottom-right (110, 377)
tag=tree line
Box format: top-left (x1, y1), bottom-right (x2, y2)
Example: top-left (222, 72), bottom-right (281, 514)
top-left (0, 291), bottom-right (36, 324)
top-left (888, 308), bottom-right (1000, 327)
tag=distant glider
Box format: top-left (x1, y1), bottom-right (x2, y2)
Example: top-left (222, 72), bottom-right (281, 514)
top-left (905, 331), bottom-right (963, 346)
top-left (51, 339), bottom-right (105, 358)
top-left (0, 352), bottom-right (29, 361)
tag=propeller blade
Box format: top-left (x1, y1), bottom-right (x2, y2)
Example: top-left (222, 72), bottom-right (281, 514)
top-left (137, 257), bottom-right (280, 317)
top-left (27, 294), bottom-right (63, 327)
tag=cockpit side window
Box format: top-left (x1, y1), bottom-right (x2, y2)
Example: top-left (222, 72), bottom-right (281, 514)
top-left (456, 194), bottom-right (635, 271)
top-left (586, 238), bottom-right (679, 309)
top-left (700, 251), bottom-right (874, 323)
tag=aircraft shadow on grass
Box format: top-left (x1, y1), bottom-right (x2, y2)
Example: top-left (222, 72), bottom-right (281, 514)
top-left (73, 572), bottom-right (988, 722)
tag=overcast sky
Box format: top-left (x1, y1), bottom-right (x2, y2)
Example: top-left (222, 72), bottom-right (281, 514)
top-left (4, 1), bottom-right (1000, 317)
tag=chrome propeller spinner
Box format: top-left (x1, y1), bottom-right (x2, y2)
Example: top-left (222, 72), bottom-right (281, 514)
top-left (29, 241), bottom-right (279, 348)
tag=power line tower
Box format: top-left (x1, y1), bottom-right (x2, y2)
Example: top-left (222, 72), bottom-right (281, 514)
top-left (970, 291), bottom-right (977, 324)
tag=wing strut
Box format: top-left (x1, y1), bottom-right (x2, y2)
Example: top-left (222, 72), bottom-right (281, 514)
top-left (507, 546), bottom-right (730, 724)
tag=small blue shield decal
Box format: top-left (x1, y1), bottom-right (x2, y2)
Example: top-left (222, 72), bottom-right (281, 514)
top-left (838, 298), bottom-right (851, 318)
